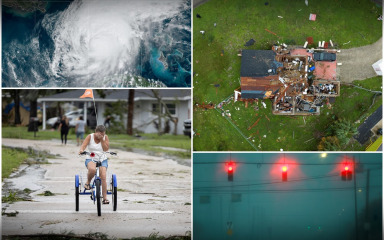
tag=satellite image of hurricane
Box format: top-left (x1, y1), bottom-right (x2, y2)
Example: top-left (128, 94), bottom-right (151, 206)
top-left (2, 0), bottom-right (191, 87)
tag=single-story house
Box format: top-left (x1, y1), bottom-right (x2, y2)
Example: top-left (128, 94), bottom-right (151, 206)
top-left (38, 89), bottom-right (191, 135)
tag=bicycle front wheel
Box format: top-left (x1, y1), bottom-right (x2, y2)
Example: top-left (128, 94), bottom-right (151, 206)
top-left (112, 174), bottom-right (117, 211)
top-left (96, 179), bottom-right (101, 216)
top-left (75, 175), bottom-right (79, 211)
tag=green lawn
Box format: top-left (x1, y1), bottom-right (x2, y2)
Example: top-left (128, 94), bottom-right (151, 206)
top-left (194, 0), bottom-right (382, 104)
top-left (193, 0), bottom-right (382, 151)
top-left (2, 147), bottom-right (28, 179)
top-left (2, 127), bottom-right (191, 158)
top-left (194, 77), bottom-right (382, 151)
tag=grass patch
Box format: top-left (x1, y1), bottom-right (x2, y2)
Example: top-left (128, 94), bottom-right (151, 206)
top-left (2, 191), bottom-right (24, 203)
top-left (194, 0), bottom-right (382, 104)
top-left (2, 127), bottom-right (191, 159)
top-left (2, 147), bottom-right (28, 179)
top-left (37, 191), bottom-right (55, 196)
top-left (110, 133), bottom-right (191, 158)
top-left (194, 77), bottom-right (381, 151)
top-left (193, 0), bottom-right (382, 151)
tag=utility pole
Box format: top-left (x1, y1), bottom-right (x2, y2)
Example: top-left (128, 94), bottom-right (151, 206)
top-left (364, 169), bottom-right (370, 240)
top-left (353, 158), bottom-right (358, 240)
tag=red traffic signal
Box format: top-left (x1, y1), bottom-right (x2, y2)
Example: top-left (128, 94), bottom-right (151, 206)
top-left (226, 161), bottom-right (235, 181)
top-left (282, 165), bottom-right (288, 182)
top-left (341, 164), bottom-right (352, 181)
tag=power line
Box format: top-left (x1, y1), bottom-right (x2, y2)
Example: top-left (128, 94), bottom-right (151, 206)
top-left (194, 186), bottom-right (382, 194)
top-left (194, 168), bottom-right (381, 190)
top-left (194, 161), bottom-right (382, 166)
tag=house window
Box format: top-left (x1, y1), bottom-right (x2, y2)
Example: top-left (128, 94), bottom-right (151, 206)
top-left (152, 103), bottom-right (161, 114)
top-left (165, 104), bottom-right (176, 115)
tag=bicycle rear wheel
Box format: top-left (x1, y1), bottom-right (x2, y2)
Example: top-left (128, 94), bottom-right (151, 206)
top-left (96, 179), bottom-right (101, 216)
top-left (75, 175), bottom-right (79, 211)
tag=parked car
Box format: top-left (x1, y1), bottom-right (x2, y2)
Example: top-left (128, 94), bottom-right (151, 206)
top-left (313, 52), bottom-right (336, 62)
top-left (47, 108), bottom-right (97, 129)
top-left (183, 119), bottom-right (191, 138)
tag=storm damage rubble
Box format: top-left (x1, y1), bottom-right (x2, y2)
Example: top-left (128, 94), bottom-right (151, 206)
top-left (235, 40), bottom-right (340, 115)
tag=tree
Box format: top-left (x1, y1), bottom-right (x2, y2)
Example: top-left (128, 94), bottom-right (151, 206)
top-left (23, 90), bottom-right (40, 132)
top-left (127, 89), bottom-right (135, 135)
top-left (10, 90), bottom-right (21, 125)
top-left (151, 90), bottom-right (179, 136)
top-left (317, 136), bottom-right (341, 151)
top-left (332, 119), bottom-right (358, 145)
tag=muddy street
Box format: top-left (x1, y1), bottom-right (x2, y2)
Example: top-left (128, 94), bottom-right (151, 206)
top-left (2, 139), bottom-right (191, 238)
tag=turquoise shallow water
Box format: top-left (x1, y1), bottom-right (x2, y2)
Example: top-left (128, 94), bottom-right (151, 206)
top-left (2, 0), bottom-right (191, 87)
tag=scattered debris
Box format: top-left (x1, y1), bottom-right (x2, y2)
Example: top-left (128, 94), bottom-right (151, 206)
top-left (244, 39), bottom-right (256, 47)
top-left (278, 16), bottom-right (283, 18)
top-left (214, 23), bottom-right (217, 27)
top-left (305, 0), bottom-right (308, 6)
top-left (248, 118), bottom-right (261, 130)
top-left (343, 41), bottom-right (351, 45)
top-left (196, 14), bottom-right (202, 18)
top-left (262, 102), bottom-right (267, 109)
top-left (263, 135), bottom-right (267, 138)
top-left (309, 13), bottom-right (316, 21)
top-left (200, 31), bottom-right (205, 35)
top-left (265, 115), bottom-right (270, 121)
top-left (196, 103), bottom-right (215, 110)
top-left (265, 28), bottom-right (279, 37)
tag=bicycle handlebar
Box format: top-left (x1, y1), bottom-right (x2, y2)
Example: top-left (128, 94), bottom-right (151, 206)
top-left (79, 151), bottom-right (117, 156)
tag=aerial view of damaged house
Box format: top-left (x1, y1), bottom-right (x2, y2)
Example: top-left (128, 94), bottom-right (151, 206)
top-left (235, 41), bottom-right (339, 115)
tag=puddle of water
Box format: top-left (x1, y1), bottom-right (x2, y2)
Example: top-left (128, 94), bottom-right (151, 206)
top-left (5, 164), bottom-right (46, 192)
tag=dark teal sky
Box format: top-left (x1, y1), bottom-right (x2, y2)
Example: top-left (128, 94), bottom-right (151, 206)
top-left (193, 153), bottom-right (382, 240)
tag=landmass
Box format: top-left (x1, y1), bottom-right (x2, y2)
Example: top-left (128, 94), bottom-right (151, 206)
top-left (3, 0), bottom-right (47, 13)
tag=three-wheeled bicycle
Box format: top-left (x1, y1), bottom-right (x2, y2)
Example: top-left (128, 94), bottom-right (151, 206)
top-left (75, 151), bottom-right (117, 216)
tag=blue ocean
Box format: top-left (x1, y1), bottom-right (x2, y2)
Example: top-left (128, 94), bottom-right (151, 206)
top-left (2, 0), bottom-right (191, 87)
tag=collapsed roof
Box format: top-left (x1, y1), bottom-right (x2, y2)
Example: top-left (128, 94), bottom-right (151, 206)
top-left (237, 44), bottom-right (340, 115)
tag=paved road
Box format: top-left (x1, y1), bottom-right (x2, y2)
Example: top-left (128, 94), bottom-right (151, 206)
top-left (354, 106), bottom-right (382, 144)
top-left (2, 139), bottom-right (191, 238)
top-left (337, 38), bottom-right (382, 83)
top-left (193, 0), bottom-right (210, 8)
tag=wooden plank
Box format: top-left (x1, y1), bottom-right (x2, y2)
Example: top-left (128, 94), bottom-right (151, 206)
top-left (247, 117), bottom-right (261, 131)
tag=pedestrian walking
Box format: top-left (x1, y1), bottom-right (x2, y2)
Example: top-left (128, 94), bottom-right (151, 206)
top-left (58, 115), bottom-right (70, 145)
top-left (75, 116), bottom-right (86, 146)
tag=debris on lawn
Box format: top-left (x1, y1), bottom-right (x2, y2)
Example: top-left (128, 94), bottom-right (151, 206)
top-left (196, 14), bottom-right (202, 18)
top-left (343, 41), bottom-right (351, 45)
top-left (309, 13), bottom-right (316, 21)
top-left (200, 31), bottom-right (205, 35)
top-left (278, 16), bottom-right (283, 18)
top-left (244, 39), bottom-right (256, 47)
top-left (248, 118), bottom-right (261, 130)
top-left (234, 39), bottom-right (340, 116)
top-left (264, 28), bottom-right (279, 37)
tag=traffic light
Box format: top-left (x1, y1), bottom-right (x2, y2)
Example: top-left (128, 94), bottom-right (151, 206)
top-left (341, 165), bottom-right (352, 181)
top-left (282, 165), bottom-right (288, 182)
top-left (226, 161), bottom-right (235, 181)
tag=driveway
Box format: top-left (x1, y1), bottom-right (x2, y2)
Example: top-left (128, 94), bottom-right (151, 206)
top-left (2, 139), bottom-right (191, 238)
top-left (193, 0), bottom-right (211, 8)
top-left (337, 38), bottom-right (382, 83)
